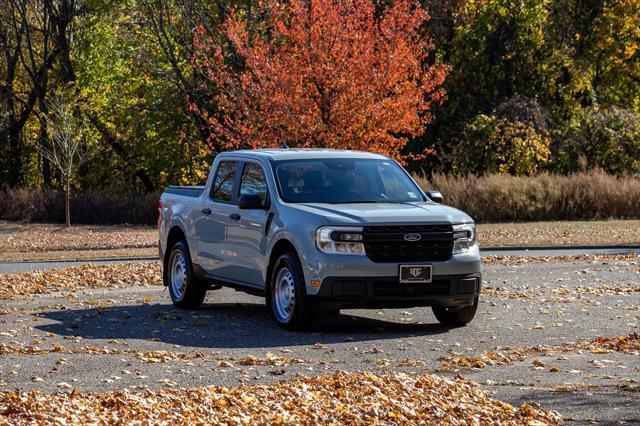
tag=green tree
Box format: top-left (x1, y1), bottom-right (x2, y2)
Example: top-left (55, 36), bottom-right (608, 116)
top-left (555, 106), bottom-right (640, 175)
top-left (73, 0), bottom-right (211, 192)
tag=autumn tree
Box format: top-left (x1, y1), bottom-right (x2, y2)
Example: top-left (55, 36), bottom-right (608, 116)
top-left (42, 92), bottom-right (88, 227)
top-left (192, 0), bottom-right (447, 160)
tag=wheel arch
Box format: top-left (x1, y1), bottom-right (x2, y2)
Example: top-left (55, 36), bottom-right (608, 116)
top-left (163, 225), bottom-right (188, 286)
top-left (265, 238), bottom-right (299, 297)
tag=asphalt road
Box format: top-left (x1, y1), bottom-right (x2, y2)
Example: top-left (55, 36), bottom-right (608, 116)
top-left (1, 258), bottom-right (638, 424)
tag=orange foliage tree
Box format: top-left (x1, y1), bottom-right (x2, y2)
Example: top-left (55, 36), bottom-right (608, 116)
top-left (191, 0), bottom-right (446, 160)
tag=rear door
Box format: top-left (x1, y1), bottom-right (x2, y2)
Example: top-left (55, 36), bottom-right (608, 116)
top-left (224, 161), bottom-right (272, 287)
top-left (195, 160), bottom-right (241, 277)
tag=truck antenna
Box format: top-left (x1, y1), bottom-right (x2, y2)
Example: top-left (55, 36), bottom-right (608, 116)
top-left (280, 142), bottom-right (289, 149)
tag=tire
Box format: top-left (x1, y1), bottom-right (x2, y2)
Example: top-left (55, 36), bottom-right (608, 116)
top-left (432, 297), bottom-right (479, 326)
top-left (316, 309), bottom-right (340, 318)
top-left (165, 240), bottom-right (206, 309)
top-left (269, 251), bottom-right (315, 330)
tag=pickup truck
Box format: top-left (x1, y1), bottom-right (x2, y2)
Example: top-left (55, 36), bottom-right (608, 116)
top-left (158, 149), bottom-right (481, 330)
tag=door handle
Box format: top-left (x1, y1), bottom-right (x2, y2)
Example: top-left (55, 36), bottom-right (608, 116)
top-left (229, 213), bottom-right (241, 221)
top-left (201, 208), bottom-right (211, 215)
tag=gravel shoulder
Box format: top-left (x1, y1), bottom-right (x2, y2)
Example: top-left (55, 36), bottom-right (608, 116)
top-left (1, 258), bottom-right (638, 423)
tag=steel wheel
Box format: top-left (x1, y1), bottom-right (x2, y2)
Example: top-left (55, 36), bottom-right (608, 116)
top-left (170, 251), bottom-right (188, 301)
top-left (165, 240), bottom-right (206, 309)
top-left (269, 251), bottom-right (315, 330)
top-left (274, 266), bottom-right (295, 322)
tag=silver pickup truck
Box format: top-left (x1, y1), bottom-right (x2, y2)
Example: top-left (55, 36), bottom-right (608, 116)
top-left (159, 149), bottom-right (481, 330)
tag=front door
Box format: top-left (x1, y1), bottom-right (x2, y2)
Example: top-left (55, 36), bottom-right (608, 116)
top-left (225, 161), bottom-right (271, 287)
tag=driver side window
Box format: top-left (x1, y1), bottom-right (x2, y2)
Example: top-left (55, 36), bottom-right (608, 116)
top-left (239, 162), bottom-right (268, 205)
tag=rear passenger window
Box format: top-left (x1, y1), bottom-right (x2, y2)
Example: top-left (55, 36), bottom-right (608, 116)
top-left (211, 161), bottom-right (237, 202)
top-left (239, 163), bottom-right (268, 204)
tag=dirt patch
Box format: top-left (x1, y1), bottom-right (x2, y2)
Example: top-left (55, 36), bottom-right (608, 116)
top-left (0, 247), bottom-right (157, 262)
top-left (482, 252), bottom-right (640, 265)
top-left (477, 220), bottom-right (640, 247)
top-left (2, 220), bottom-right (639, 262)
top-left (0, 222), bottom-right (156, 261)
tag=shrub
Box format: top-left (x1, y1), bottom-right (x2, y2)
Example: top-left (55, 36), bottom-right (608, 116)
top-left (454, 114), bottom-right (551, 175)
top-left (0, 189), bottom-right (159, 225)
top-left (494, 94), bottom-right (550, 135)
top-left (414, 169), bottom-right (640, 222)
top-left (555, 106), bottom-right (640, 175)
top-left (2, 170), bottom-right (640, 224)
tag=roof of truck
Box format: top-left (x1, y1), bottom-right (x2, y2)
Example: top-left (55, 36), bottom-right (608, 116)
top-left (221, 148), bottom-right (389, 161)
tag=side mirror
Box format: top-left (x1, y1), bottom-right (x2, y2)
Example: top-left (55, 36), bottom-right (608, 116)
top-left (426, 190), bottom-right (444, 204)
top-left (237, 194), bottom-right (264, 210)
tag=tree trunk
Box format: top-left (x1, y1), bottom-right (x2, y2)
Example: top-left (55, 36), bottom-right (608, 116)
top-left (64, 178), bottom-right (71, 227)
top-left (39, 97), bottom-right (52, 188)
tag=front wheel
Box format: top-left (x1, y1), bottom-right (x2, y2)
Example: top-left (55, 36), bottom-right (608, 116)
top-left (432, 297), bottom-right (479, 326)
top-left (270, 252), bottom-right (315, 330)
top-left (166, 240), bottom-right (206, 309)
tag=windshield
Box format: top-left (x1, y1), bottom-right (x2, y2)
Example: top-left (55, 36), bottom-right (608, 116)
top-left (273, 159), bottom-right (425, 204)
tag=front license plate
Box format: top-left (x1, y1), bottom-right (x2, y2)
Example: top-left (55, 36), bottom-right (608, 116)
top-left (399, 264), bottom-right (432, 284)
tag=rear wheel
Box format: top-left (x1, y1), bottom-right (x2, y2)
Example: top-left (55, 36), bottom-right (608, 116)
top-left (270, 252), bottom-right (315, 330)
top-left (166, 240), bottom-right (206, 309)
top-left (432, 297), bottom-right (478, 326)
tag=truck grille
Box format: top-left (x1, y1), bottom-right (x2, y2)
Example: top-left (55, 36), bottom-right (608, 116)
top-left (362, 224), bottom-right (453, 263)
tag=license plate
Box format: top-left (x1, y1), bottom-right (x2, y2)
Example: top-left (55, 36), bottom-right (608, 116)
top-left (399, 264), bottom-right (432, 283)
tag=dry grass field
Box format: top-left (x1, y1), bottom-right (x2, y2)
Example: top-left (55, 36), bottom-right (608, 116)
top-left (0, 222), bottom-right (156, 261)
top-left (1, 220), bottom-right (638, 262)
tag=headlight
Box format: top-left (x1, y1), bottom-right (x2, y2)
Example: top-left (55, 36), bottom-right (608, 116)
top-left (316, 226), bottom-right (366, 255)
top-left (452, 223), bottom-right (476, 254)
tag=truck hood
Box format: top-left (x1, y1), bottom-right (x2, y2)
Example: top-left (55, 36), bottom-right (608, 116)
top-left (289, 202), bottom-right (473, 225)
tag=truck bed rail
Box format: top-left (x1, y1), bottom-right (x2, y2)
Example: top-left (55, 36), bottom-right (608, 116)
top-left (164, 186), bottom-right (204, 197)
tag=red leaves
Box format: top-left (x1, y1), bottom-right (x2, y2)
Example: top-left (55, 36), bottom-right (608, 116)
top-left (192, 0), bottom-right (446, 160)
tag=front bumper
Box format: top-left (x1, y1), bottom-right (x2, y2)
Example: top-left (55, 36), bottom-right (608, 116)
top-left (309, 272), bottom-right (481, 310)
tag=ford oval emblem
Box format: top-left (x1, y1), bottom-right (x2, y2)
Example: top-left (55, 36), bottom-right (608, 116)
top-left (404, 233), bottom-right (422, 242)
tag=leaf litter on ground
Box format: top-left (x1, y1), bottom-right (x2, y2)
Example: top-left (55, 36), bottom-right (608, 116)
top-left (0, 263), bottom-right (162, 300)
top-left (439, 333), bottom-right (640, 370)
top-left (0, 370), bottom-right (561, 424)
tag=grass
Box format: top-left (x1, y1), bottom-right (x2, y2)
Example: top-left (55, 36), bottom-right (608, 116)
top-left (1, 220), bottom-right (638, 262)
top-left (0, 247), bottom-right (157, 262)
top-left (414, 169), bottom-right (640, 222)
top-left (2, 171), bottom-right (640, 226)
top-left (477, 220), bottom-right (640, 248)
top-left (0, 222), bottom-right (156, 262)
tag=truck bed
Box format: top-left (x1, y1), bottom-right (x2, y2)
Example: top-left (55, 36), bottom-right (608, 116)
top-left (163, 186), bottom-right (204, 198)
